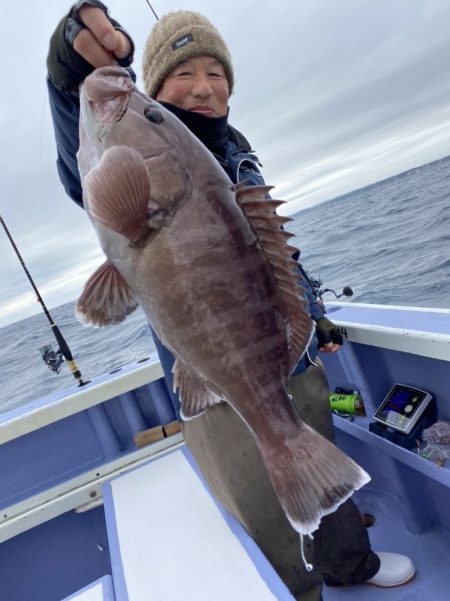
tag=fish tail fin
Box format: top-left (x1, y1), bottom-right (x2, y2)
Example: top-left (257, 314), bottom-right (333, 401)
top-left (258, 422), bottom-right (370, 536)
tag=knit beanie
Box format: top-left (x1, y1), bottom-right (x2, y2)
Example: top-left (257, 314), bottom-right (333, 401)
top-left (142, 11), bottom-right (234, 98)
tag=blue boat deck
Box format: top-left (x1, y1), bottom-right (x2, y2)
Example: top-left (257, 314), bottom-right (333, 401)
top-left (324, 480), bottom-right (449, 601)
top-left (0, 302), bottom-right (448, 600)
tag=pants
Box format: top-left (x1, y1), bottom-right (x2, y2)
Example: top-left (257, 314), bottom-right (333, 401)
top-left (287, 360), bottom-right (380, 587)
top-left (182, 360), bottom-right (379, 600)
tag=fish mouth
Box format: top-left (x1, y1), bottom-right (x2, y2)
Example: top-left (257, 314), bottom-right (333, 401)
top-left (84, 66), bottom-right (134, 124)
top-left (85, 66), bottom-right (134, 102)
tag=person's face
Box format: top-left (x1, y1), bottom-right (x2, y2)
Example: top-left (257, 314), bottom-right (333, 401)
top-left (156, 56), bottom-right (229, 117)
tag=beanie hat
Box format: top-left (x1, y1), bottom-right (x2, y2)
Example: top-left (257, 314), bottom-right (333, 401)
top-left (142, 11), bottom-right (234, 98)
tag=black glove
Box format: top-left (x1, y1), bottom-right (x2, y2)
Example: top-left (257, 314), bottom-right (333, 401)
top-left (315, 317), bottom-right (343, 349)
top-left (47, 0), bottom-right (134, 91)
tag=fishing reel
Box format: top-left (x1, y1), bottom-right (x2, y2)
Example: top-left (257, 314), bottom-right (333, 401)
top-left (39, 344), bottom-right (64, 374)
top-left (307, 274), bottom-right (353, 311)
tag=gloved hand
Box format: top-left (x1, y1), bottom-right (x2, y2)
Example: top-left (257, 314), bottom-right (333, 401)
top-left (316, 317), bottom-right (343, 353)
top-left (47, 0), bottom-right (134, 91)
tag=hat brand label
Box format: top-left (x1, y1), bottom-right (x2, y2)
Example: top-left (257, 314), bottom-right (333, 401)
top-left (172, 33), bottom-right (193, 50)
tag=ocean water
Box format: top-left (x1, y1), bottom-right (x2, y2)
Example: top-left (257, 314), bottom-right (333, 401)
top-left (289, 155), bottom-right (450, 308)
top-left (1, 155), bottom-right (449, 413)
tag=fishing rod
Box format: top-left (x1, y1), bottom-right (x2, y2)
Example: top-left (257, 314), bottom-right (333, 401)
top-left (0, 215), bottom-right (89, 387)
top-left (143, 0), bottom-right (159, 20)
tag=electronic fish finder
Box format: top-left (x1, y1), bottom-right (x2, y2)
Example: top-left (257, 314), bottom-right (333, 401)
top-left (373, 384), bottom-right (433, 435)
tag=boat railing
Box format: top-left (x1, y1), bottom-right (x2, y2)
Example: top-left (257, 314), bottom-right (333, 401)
top-left (0, 301), bottom-right (449, 542)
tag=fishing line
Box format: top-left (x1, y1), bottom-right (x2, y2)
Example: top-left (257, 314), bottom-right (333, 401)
top-left (299, 533), bottom-right (314, 572)
top-left (143, 0), bottom-right (159, 20)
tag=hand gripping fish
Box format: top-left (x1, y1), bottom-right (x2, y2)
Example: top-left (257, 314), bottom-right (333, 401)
top-left (76, 66), bottom-right (370, 537)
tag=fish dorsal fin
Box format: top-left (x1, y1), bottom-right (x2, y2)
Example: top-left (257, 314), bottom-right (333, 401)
top-left (84, 145), bottom-right (168, 243)
top-left (173, 360), bottom-right (223, 420)
top-left (235, 185), bottom-right (314, 374)
top-left (76, 261), bottom-right (138, 326)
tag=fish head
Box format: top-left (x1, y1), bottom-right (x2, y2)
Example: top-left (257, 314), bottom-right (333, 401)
top-left (79, 66), bottom-right (176, 170)
top-left (79, 66), bottom-right (200, 217)
top-left (78, 66), bottom-right (201, 264)
top-left (75, 67), bottom-right (212, 327)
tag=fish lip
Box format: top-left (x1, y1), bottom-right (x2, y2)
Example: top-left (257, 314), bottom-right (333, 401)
top-left (81, 65), bottom-right (135, 124)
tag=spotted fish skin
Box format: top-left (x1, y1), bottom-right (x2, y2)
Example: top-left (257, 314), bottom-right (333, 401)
top-left (76, 66), bottom-right (370, 536)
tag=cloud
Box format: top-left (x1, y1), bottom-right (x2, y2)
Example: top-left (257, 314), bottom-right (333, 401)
top-left (1, 0), bottom-right (450, 325)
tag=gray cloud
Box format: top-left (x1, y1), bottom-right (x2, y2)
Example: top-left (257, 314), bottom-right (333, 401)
top-left (1, 0), bottom-right (449, 325)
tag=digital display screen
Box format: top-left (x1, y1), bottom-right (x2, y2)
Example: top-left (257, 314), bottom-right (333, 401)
top-left (374, 385), bottom-right (430, 432)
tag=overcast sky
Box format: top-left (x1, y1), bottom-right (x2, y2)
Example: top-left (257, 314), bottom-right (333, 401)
top-left (1, 0), bottom-right (449, 327)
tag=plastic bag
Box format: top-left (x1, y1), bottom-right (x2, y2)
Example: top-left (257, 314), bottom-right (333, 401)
top-left (422, 420), bottom-right (450, 445)
top-left (418, 420), bottom-right (450, 466)
top-left (417, 442), bottom-right (450, 466)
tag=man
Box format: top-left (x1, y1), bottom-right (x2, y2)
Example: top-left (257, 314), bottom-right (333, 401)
top-left (46, 3), bottom-right (415, 599)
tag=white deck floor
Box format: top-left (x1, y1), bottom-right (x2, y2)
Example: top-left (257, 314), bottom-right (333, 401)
top-left (103, 447), bottom-right (294, 601)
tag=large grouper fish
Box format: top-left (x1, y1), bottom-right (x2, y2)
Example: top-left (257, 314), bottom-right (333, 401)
top-left (76, 66), bottom-right (370, 536)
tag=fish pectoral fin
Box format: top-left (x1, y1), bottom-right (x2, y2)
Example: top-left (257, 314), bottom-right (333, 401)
top-left (76, 261), bottom-right (138, 327)
top-left (173, 360), bottom-right (223, 420)
top-left (84, 146), bottom-right (151, 244)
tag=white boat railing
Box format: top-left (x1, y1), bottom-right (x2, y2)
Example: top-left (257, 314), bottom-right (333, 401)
top-left (327, 301), bottom-right (450, 361)
top-left (0, 357), bottom-right (164, 445)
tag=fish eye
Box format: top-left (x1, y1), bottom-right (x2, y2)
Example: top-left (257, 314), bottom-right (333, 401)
top-left (144, 108), bottom-right (165, 124)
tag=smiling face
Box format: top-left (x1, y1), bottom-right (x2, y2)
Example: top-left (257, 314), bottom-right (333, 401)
top-left (155, 56), bottom-right (230, 117)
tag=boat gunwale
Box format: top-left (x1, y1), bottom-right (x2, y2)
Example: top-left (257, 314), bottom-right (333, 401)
top-left (0, 358), bottom-right (164, 445)
top-left (0, 302), bottom-right (448, 446)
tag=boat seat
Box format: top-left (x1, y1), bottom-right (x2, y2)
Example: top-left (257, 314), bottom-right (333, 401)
top-left (102, 446), bottom-right (294, 601)
top-left (61, 575), bottom-right (115, 600)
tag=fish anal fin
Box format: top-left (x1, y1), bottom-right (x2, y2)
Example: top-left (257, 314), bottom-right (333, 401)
top-left (173, 360), bottom-right (222, 420)
top-left (76, 261), bottom-right (138, 327)
top-left (84, 146), bottom-right (152, 243)
top-left (235, 185), bottom-right (314, 373)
